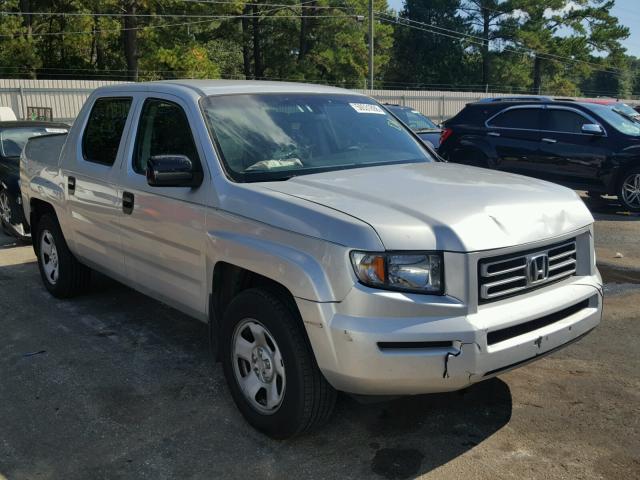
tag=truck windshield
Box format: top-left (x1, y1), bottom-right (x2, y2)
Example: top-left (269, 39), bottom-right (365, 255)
top-left (201, 94), bottom-right (434, 182)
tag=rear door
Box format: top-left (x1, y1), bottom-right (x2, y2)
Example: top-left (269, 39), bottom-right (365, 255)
top-left (117, 95), bottom-right (210, 317)
top-left (62, 96), bottom-right (133, 278)
top-left (536, 106), bottom-right (610, 186)
top-left (485, 106), bottom-right (543, 173)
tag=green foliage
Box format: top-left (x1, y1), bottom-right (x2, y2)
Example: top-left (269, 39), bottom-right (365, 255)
top-left (387, 0), bottom-right (481, 88)
top-left (0, 0), bottom-right (636, 97)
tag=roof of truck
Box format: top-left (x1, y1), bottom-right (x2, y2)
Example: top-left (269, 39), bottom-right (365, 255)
top-left (94, 79), bottom-right (358, 97)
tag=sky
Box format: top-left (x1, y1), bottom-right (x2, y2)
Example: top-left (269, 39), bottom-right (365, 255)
top-left (386, 0), bottom-right (640, 57)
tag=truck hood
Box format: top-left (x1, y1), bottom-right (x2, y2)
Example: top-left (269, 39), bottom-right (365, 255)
top-left (261, 162), bottom-right (593, 251)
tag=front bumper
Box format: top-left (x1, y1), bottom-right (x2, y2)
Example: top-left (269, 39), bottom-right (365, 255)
top-left (297, 273), bottom-right (602, 395)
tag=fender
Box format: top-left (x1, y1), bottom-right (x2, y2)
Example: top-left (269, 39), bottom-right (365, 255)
top-left (457, 134), bottom-right (497, 161)
top-left (205, 230), bottom-right (353, 304)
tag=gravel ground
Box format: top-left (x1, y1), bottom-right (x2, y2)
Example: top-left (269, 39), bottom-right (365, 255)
top-left (0, 219), bottom-right (639, 480)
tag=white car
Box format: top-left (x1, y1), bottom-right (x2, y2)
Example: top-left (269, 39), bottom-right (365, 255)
top-left (21, 80), bottom-right (603, 438)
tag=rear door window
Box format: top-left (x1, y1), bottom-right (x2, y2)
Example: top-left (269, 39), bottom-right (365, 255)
top-left (82, 97), bottom-right (132, 166)
top-left (488, 108), bottom-right (541, 130)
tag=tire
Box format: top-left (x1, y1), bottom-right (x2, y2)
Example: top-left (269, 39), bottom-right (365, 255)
top-left (0, 188), bottom-right (25, 236)
top-left (220, 288), bottom-right (336, 439)
top-left (617, 168), bottom-right (640, 212)
top-left (35, 213), bottom-right (91, 298)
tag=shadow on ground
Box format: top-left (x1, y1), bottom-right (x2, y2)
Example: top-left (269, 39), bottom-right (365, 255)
top-left (0, 250), bottom-right (512, 480)
top-left (581, 195), bottom-right (640, 221)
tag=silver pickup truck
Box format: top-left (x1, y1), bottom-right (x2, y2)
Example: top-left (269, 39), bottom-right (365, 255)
top-left (21, 80), bottom-right (603, 438)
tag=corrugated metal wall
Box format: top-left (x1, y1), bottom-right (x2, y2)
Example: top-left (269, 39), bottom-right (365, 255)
top-left (0, 79), bottom-right (638, 123)
top-left (0, 79), bottom-right (126, 122)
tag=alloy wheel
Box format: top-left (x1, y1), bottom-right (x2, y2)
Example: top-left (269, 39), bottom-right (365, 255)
top-left (0, 191), bottom-right (11, 225)
top-left (622, 173), bottom-right (640, 210)
top-left (40, 230), bottom-right (59, 285)
top-left (232, 319), bottom-right (286, 414)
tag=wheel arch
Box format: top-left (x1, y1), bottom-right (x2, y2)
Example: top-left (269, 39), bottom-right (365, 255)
top-left (448, 136), bottom-right (496, 166)
top-left (29, 198), bottom-right (57, 233)
top-left (209, 261), bottom-right (302, 362)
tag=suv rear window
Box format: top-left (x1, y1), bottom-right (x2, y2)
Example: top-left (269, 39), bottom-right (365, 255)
top-left (488, 108), bottom-right (540, 130)
top-left (82, 97), bottom-right (132, 166)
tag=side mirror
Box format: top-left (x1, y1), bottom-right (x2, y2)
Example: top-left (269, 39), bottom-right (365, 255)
top-left (146, 154), bottom-right (203, 188)
top-left (581, 124), bottom-right (604, 135)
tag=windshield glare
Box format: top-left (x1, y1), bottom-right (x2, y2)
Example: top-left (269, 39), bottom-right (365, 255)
top-left (202, 94), bottom-right (433, 181)
top-left (589, 104), bottom-right (640, 136)
top-left (0, 126), bottom-right (68, 157)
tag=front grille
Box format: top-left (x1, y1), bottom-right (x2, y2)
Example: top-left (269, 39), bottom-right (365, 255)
top-left (478, 239), bottom-right (577, 303)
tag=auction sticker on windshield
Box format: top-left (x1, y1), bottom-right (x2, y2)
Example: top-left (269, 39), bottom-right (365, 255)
top-left (350, 103), bottom-right (386, 115)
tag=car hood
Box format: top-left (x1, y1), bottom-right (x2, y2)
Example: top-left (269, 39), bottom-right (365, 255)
top-left (261, 162), bottom-right (593, 251)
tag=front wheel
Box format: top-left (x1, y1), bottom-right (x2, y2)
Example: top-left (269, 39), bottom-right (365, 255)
top-left (0, 188), bottom-right (26, 237)
top-left (618, 168), bottom-right (640, 212)
top-left (221, 288), bottom-right (336, 438)
top-left (35, 214), bottom-right (91, 298)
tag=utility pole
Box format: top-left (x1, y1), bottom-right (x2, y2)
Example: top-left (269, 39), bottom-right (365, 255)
top-left (368, 0), bottom-right (374, 89)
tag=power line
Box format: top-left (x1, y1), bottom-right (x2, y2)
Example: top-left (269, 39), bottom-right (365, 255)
top-left (0, 3), bottom-right (355, 18)
top-left (0, 13), bottom-right (357, 38)
top-left (178, 0), bottom-right (353, 10)
top-left (377, 12), bottom-right (628, 78)
top-left (377, 11), bottom-right (626, 75)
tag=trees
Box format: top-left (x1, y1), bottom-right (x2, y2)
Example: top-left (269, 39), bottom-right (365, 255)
top-left (505, 0), bottom-right (629, 94)
top-left (459, 0), bottom-right (512, 87)
top-left (386, 0), bottom-right (479, 88)
top-left (0, 0), bottom-right (636, 97)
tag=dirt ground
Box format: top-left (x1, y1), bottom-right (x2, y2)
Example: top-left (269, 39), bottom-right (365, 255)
top-left (0, 211), bottom-right (639, 479)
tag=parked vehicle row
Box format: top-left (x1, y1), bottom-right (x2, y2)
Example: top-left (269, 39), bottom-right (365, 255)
top-left (4, 97), bottom-right (638, 242)
top-left (20, 80), bottom-right (602, 438)
top-left (438, 97), bottom-right (640, 211)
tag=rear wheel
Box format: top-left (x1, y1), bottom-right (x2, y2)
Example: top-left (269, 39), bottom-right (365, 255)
top-left (220, 288), bottom-right (336, 438)
top-left (618, 168), bottom-right (640, 212)
top-left (35, 214), bottom-right (91, 298)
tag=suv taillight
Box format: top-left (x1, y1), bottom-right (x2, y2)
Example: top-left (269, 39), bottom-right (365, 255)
top-left (440, 128), bottom-right (453, 145)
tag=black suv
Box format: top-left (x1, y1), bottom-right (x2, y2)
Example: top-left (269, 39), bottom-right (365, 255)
top-left (438, 98), bottom-right (640, 211)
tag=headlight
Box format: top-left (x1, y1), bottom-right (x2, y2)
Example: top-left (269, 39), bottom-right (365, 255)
top-left (350, 251), bottom-right (443, 294)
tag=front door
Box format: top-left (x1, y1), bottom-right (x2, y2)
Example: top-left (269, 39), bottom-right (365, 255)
top-left (536, 107), bottom-right (609, 188)
top-left (117, 95), bottom-right (210, 317)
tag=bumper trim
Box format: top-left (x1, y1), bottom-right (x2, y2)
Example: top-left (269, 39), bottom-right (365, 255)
top-left (378, 341), bottom-right (453, 350)
top-left (483, 327), bottom-right (595, 377)
top-left (487, 296), bottom-right (593, 345)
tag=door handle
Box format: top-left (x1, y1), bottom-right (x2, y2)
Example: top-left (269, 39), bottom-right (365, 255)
top-left (122, 191), bottom-right (134, 215)
top-left (541, 138), bottom-right (557, 143)
top-left (68, 176), bottom-right (76, 195)
top-left (487, 132), bottom-right (500, 137)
